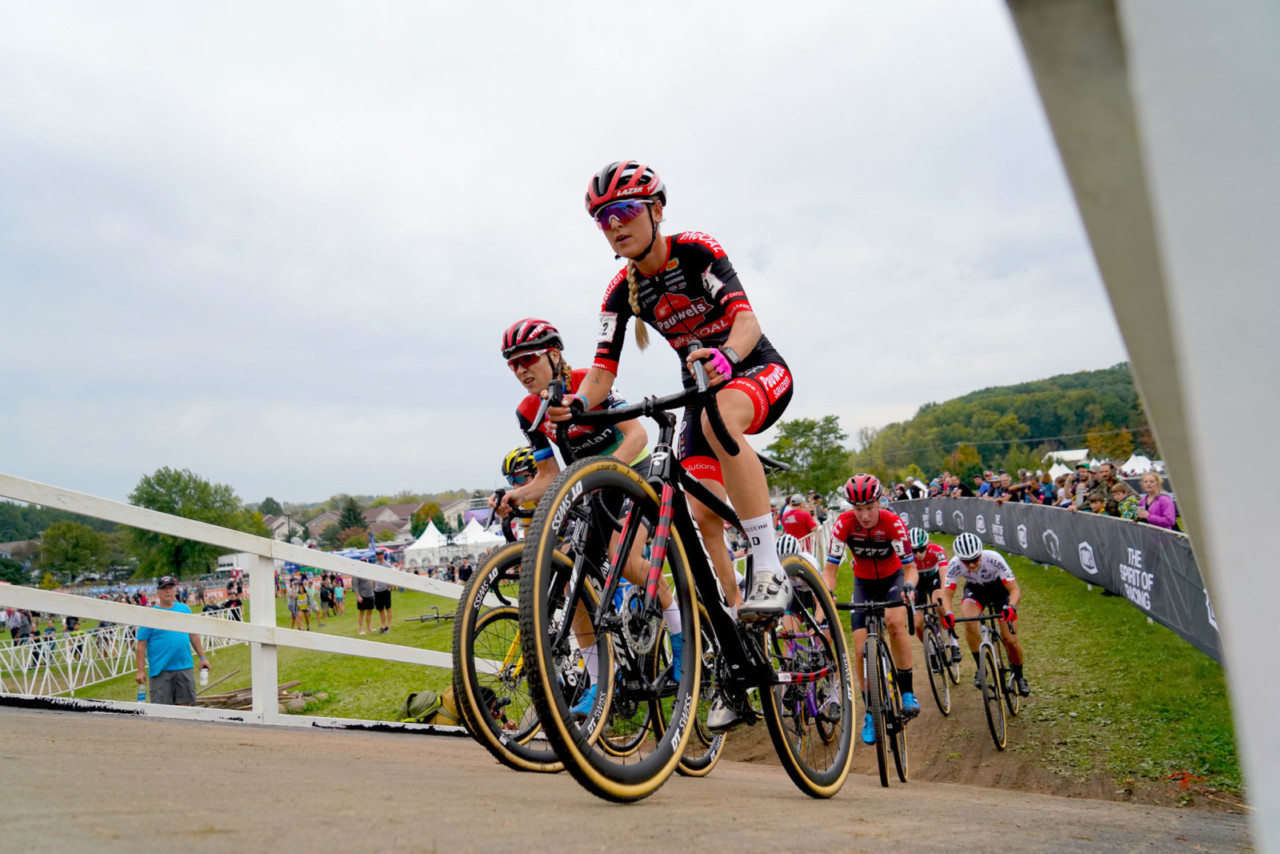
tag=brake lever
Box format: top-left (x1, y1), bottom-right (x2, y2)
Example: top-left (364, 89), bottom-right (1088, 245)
top-left (686, 341), bottom-right (740, 457)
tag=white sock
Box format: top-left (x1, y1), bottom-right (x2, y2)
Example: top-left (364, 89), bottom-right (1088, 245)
top-left (743, 513), bottom-right (784, 578)
top-left (663, 602), bottom-right (682, 635)
top-left (581, 643), bottom-right (599, 686)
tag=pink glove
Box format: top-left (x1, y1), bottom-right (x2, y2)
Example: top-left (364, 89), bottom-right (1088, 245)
top-left (708, 348), bottom-right (733, 377)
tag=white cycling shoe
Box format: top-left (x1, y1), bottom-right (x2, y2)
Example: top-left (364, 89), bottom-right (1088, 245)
top-left (737, 570), bottom-right (792, 623)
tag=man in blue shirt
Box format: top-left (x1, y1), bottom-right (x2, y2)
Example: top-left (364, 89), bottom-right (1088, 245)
top-left (134, 575), bottom-right (209, 705)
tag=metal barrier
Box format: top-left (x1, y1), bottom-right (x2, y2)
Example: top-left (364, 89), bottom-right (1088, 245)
top-left (0, 609), bottom-right (243, 696)
top-left (0, 472), bottom-right (492, 726)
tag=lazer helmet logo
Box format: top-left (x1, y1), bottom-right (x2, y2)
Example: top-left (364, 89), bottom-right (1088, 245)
top-left (615, 186), bottom-right (650, 197)
top-left (1078, 541), bottom-right (1099, 575)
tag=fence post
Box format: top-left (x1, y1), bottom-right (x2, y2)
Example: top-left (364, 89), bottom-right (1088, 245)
top-left (250, 553), bottom-right (279, 723)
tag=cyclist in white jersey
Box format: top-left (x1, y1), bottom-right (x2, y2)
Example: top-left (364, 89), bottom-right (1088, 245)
top-left (933, 532), bottom-right (1030, 696)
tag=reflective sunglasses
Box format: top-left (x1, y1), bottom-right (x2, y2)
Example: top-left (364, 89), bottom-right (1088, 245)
top-left (506, 473), bottom-right (533, 486)
top-left (507, 348), bottom-right (551, 372)
top-left (912, 546), bottom-right (927, 554)
top-left (594, 199), bottom-right (652, 230)
top-left (961, 556), bottom-right (982, 566)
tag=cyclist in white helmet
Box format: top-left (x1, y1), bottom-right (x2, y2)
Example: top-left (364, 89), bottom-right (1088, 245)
top-left (934, 532), bottom-right (1030, 696)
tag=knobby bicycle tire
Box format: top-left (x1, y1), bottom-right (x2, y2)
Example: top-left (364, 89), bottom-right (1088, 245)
top-left (758, 555), bottom-right (854, 798)
top-left (883, 640), bottom-right (908, 783)
top-left (865, 635), bottom-right (890, 788)
top-left (518, 457), bottom-right (700, 803)
top-left (924, 627), bottom-right (951, 717)
top-left (980, 644), bottom-right (1007, 750)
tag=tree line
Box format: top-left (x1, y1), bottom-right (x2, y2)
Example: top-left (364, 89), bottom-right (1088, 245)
top-left (764, 363), bottom-right (1156, 495)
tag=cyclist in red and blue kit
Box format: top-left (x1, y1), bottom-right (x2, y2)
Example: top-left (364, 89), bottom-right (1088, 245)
top-left (909, 527), bottom-right (962, 663)
top-left (492, 318), bottom-right (681, 717)
top-left (548, 161), bottom-right (795, 731)
top-left (826, 474), bottom-right (921, 743)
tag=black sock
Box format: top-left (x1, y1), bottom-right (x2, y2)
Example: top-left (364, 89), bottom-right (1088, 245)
top-left (1012, 664), bottom-right (1024, 679)
top-left (972, 651), bottom-right (981, 667)
top-left (897, 669), bottom-right (913, 695)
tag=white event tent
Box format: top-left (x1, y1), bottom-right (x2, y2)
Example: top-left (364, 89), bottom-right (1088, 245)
top-left (403, 522), bottom-right (446, 568)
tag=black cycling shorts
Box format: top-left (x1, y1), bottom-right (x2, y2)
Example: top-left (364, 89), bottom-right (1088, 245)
top-left (914, 571), bottom-right (941, 607)
top-left (678, 361), bottom-right (793, 485)
top-left (849, 569), bottom-right (905, 634)
top-left (962, 580), bottom-right (1010, 611)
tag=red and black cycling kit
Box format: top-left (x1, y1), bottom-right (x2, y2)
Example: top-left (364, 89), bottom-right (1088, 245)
top-left (913, 542), bottom-right (949, 603)
top-left (592, 231), bottom-right (793, 481)
top-left (825, 508), bottom-right (915, 581)
top-left (516, 368), bottom-right (641, 465)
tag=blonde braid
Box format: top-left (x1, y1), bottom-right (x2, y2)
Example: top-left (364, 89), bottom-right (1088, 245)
top-left (557, 352), bottom-right (573, 384)
top-left (626, 261), bottom-right (650, 351)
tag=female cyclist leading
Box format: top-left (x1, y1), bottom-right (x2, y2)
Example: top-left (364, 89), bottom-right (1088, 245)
top-left (550, 160), bottom-right (795, 641)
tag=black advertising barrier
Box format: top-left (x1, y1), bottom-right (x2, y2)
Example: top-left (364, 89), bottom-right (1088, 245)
top-left (891, 498), bottom-right (1221, 663)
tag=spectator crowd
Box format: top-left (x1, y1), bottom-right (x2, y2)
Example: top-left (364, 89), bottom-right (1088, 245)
top-left (892, 459), bottom-right (1179, 530)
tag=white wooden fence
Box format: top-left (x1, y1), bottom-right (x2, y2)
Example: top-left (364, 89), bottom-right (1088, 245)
top-left (0, 472), bottom-right (477, 728)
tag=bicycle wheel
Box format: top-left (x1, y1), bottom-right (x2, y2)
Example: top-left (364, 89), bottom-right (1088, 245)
top-left (453, 543), bottom-right (609, 773)
top-left (923, 628), bottom-right (951, 717)
top-left (865, 635), bottom-right (890, 788)
top-left (519, 457), bottom-right (700, 803)
top-left (881, 640), bottom-right (908, 783)
top-left (979, 644), bottom-right (1007, 750)
top-left (452, 543), bottom-right (562, 773)
top-left (655, 603), bottom-right (726, 778)
top-left (758, 555), bottom-right (854, 798)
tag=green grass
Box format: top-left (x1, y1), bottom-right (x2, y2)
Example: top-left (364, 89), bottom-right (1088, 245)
top-left (832, 535), bottom-right (1239, 793)
top-left (73, 589), bottom-right (462, 722)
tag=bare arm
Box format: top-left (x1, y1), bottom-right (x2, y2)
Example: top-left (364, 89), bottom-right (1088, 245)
top-left (135, 639), bottom-right (147, 683)
top-left (611, 417), bottom-right (649, 466)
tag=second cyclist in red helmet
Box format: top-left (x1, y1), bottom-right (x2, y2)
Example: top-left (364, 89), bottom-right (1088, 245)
top-left (554, 160), bottom-right (795, 645)
top-left (827, 474), bottom-right (922, 742)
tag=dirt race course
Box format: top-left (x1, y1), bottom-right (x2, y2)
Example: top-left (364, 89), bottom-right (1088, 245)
top-left (0, 706), bottom-right (1250, 853)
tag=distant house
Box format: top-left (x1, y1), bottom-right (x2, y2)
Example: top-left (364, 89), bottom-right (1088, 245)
top-left (439, 497), bottom-right (487, 523)
top-left (362, 502), bottom-right (424, 541)
top-left (261, 515), bottom-right (303, 542)
top-left (0, 539), bottom-right (38, 561)
top-left (307, 510), bottom-right (342, 536)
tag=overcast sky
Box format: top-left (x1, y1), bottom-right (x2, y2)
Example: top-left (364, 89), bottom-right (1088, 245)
top-left (2, 1), bottom-right (1128, 506)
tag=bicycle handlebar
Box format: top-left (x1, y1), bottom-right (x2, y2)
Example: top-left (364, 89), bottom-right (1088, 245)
top-left (952, 612), bottom-right (1017, 635)
top-left (550, 344), bottom-right (741, 456)
top-left (837, 598), bottom-right (915, 636)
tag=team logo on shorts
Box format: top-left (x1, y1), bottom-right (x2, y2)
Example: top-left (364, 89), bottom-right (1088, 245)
top-left (1017, 524), bottom-right (1028, 550)
top-left (1078, 541), bottom-right (1099, 575)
